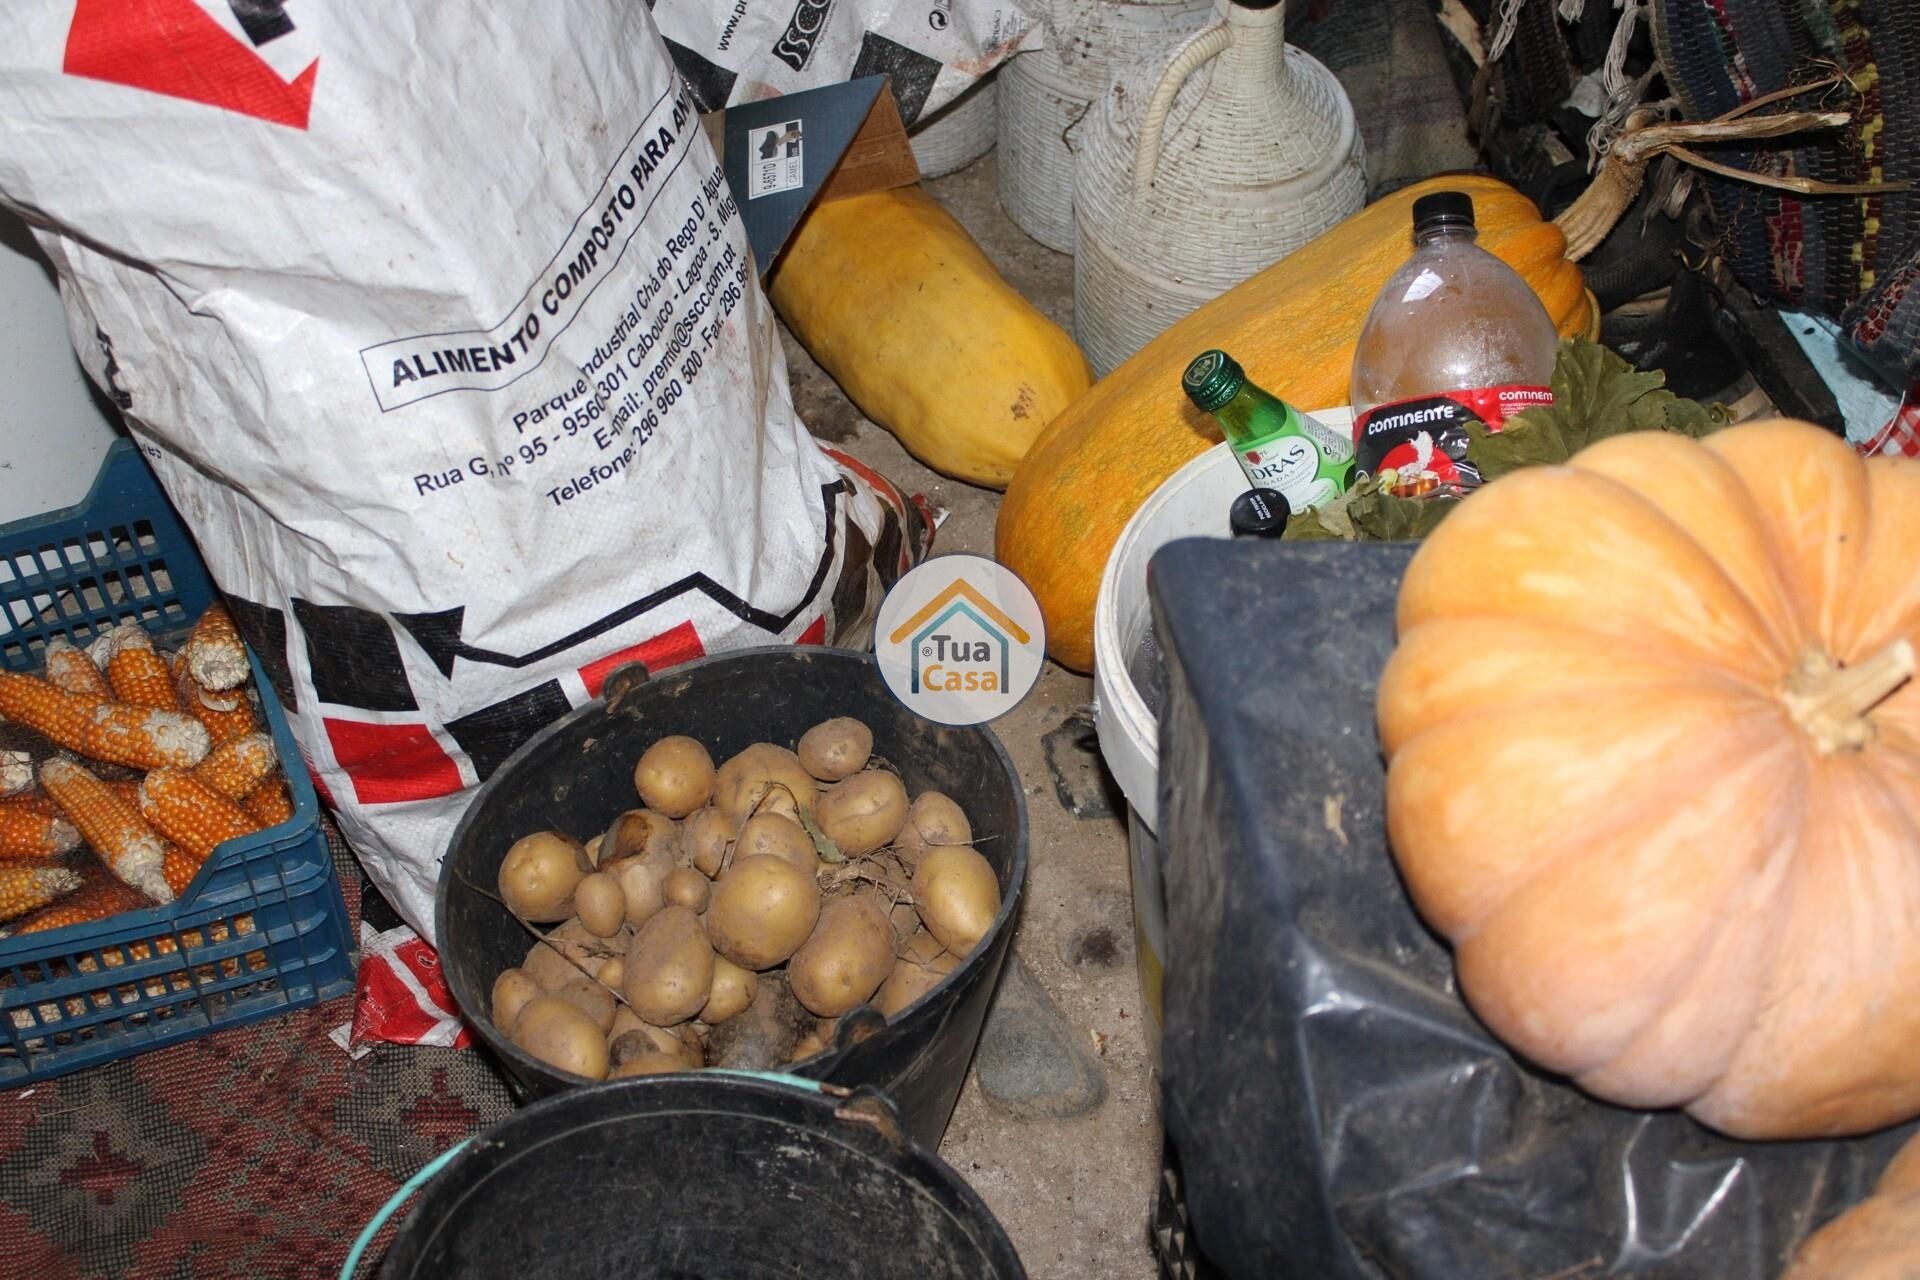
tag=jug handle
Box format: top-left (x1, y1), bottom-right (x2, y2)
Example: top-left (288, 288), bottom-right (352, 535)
top-left (1133, 21), bottom-right (1233, 197)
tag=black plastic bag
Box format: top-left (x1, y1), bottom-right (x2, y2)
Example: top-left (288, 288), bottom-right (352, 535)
top-left (1149, 537), bottom-right (1916, 1279)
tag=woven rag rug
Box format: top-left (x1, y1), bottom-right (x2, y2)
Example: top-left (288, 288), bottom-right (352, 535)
top-left (1654, 0), bottom-right (1920, 382)
top-left (0, 830), bottom-right (515, 1280)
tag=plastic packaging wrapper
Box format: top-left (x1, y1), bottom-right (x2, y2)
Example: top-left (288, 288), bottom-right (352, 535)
top-left (651, 0), bottom-right (1039, 124)
top-left (1147, 537), bottom-right (1918, 1278)
top-left (0, 1), bottom-right (923, 943)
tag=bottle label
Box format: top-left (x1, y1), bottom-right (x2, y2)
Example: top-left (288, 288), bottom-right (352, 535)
top-left (1352, 385), bottom-right (1553, 498)
top-left (1232, 432), bottom-right (1343, 513)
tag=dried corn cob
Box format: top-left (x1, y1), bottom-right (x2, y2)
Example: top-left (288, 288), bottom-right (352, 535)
top-left (106, 778), bottom-right (142, 807)
top-left (162, 842), bottom-right (203, 897)
top-left (0, 671), bottom-right (101, 749)
top-left (242, 779), bottom-right (295, 827)
top-left (0, 800), bottom-right (80, 859)
top-left (41, 757), bottom-right (173, 903)
top-left (0, 791), bottom-right (58, 818)
top-left (184, 688), bottom-right (257, 747)
top-left (191, 732), bottom-right (277, 800)
top-left (82, 703), bottom-right (210, 770)
top-left (182, 603), bottom-right (248, 692)
top-left (0, 860), bottom-right (84, 923)
top-left (0, 673), bottom-right (207, 769)
top-left (0, 749), bottom-right (31, 798)
top-left (171, 646), bottom-right (259, 745)
top-left (102, 623), bottom-right (179, 711)
top-left (2, 870), bottom-right (146, 935)
top-left (139, 768), bottom-right (260, 862)
top-left (43, 635), bottom-right (111, 702)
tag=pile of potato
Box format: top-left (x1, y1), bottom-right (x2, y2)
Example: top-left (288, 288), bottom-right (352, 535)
top-left (488, 717), bottom-right (1001, 1081)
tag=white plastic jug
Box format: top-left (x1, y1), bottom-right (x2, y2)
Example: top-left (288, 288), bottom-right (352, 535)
top-left (1072, 0), bottom-right (1366, 374)
top-left (996, 0), bottom-right (1214, 253)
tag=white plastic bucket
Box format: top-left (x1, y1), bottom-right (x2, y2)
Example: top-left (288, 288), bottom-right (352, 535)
top-left (1093, 407), bottom-right (1353, 1061)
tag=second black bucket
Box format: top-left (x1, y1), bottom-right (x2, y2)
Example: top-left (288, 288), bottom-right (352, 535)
top-left (436, 647), bottom-right (1029, 1149)
top-left (377, 1074), bottom-right (1027, 1278)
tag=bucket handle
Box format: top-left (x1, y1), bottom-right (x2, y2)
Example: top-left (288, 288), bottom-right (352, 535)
top-left (340, 1137), bottom-right (474, 1280)
top-left (1133, 21), bottom-right (1232, 197)
top-left (601, 661), bottom-right (652, 713)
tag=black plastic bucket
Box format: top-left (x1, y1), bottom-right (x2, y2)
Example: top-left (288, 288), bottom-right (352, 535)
top-left (375, 1074), bottom-right (1028, 1279)
top-left (436, 647), bottom-right (1028, 1148)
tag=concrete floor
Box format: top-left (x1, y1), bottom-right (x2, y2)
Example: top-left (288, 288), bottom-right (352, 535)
top-left (777, 151), bottom-right (1164, 1280)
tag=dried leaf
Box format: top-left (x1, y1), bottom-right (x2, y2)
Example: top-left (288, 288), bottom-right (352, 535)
top-left (798, 808), bottom-right (846, 865)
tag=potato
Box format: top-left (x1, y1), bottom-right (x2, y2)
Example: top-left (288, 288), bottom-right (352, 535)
top-left (899, 927), bottom-right (948, 966)
top-left (797, 717), bottom-right (873, 782)
top-left (611, 1020), bottom-right (700, 1069)
top-left (875, 950), bottom-right (959, 1018)
top-left (623, 905), bottom-right (715, 1025)
top-left (556, 976), bottom-right (617, 1033)
top-left (490, 967), bottom-right (542, 1033)
top-left (601, 808), bottom-right (680, 867)
top-left (895, 791), bottom-right (972, 867)
top-left (633, 735), bottom-right (716, 818)
top-left (707, 854), bottom-right (822, 971)
top-left (703, 955), bottom-right (757, 1024)
top-left (511, 995), bottom-right (609, 1079)
top-left (675, 1022), bottom-right (707, 1067)
top-left (714, 743), bottom-right (817, 824)
top-left (597, 955), bottom-right (625, 991)
top-left (609, 1050), bottom-right (684, 1078)
top-left (736, 813), bottom-right (818, 873)
top-left (757, 787), bottom-right (801, 821)
top-left (789, 894), bottom-right (896, 1016)
top-left (707, 972), bottom-right (807, 1070)
top-left (573, 871), bottom-right (627, 937)
top-left (664, 866), bottom-right (711, 913)
top-left (584, 833), bottom-right (604, 863)
top-left (523, 919), bottom-right (616, 990)
top-left (887, 899), bottom-right (923, 947)
top-left (684, 806), bottom-right (736, 878)
top-left (789, 1021), bottom-right (834, 1064)
top-left (498, 831), bottom-right (590, 922)
top-left (815, 771), bottom-right (908, 857)
top-left (913, 845), bottom-right (1001, 956)
top-left (609, 1006), bottom-right (648, 1042)
top-left (607, 1020), bottom-right (699, 1076)
top-left (606, 857), bottom-right (669, 927)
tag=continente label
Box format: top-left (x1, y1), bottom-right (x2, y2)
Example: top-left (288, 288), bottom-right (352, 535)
top-left (1352, 385), bottom-right (1553, 498)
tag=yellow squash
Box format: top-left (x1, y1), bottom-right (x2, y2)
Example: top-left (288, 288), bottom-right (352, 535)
top-left (769, 186), bottom-right (1093, 489)
top-left (996, 174), bottom-right (1593, 671)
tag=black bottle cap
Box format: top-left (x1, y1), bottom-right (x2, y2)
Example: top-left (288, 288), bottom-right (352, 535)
top-left (1412, 190), bottom-right (1475, 233)
top-left (1230, 488), bottom-right (1291, 538)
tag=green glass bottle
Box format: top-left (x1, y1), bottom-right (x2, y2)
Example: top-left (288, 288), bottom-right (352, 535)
top-left (1181, 349), bottom-right (1354, 512)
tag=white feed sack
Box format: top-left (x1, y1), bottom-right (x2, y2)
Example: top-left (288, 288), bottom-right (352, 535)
top-left (0, 0), bottom-right (925, 940)
top-left (653, 0), bottom-right (1040, 125)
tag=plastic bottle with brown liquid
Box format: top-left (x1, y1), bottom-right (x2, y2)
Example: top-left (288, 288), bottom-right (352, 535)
top-left (1348, 190), bottom-right (1559, 498)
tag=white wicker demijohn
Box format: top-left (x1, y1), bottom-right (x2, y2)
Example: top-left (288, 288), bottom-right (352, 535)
top-left (1072, 0), bottom-right (1366, 374)
top-left (997, 0), bottom-right (1214, 253)
top-left (911, 73), bottom-right (1000, 180)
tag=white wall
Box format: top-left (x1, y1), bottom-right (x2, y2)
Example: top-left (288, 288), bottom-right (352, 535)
top-left (0, 211), bottom-right (124, 523)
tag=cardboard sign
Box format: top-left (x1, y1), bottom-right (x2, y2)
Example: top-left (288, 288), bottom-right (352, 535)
top-left (723, 76), bottom-right (919, 277)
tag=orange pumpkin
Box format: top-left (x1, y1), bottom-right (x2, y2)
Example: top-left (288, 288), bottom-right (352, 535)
top-left (1378, 420), bottom-right (1920, 1140)
top-left (1783, 1131), bottom-right (1920, 1279)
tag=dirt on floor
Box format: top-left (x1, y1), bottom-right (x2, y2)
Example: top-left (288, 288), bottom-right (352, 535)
top-left (778, 151), bottom-right (1163, 1280)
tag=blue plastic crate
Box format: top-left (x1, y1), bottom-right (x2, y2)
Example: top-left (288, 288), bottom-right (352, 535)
top-left (0, 441), bottom-right (354, 1084)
